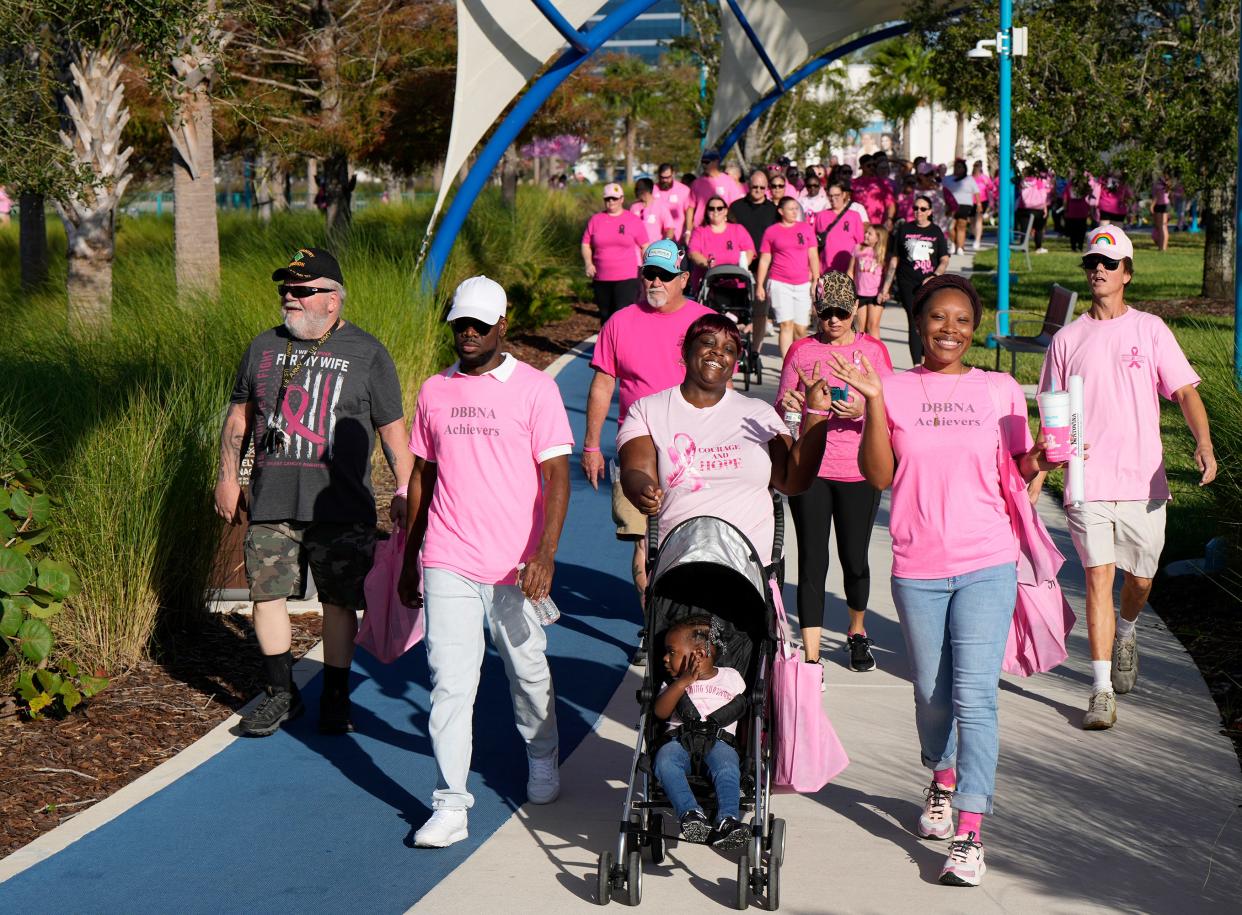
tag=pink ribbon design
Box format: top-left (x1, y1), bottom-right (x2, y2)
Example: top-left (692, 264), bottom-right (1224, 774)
top-left (281, 385), bottom-right (326, 445)
top-left (665, 433), bottom-right (705, 492)
top-left (1127, 346), bottom-right (1142, 368)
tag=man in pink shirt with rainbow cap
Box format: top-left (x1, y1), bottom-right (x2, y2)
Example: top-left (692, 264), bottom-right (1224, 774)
top-left (399, 275), bottom-right (573, 847)
top-left (1038, 225), bottom-right (1216, 730)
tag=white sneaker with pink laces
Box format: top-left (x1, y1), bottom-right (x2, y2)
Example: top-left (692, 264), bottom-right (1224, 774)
top-left (917, 781), bottom-right (955, 840)
top-left (939, 831), bottom-right (986, 886)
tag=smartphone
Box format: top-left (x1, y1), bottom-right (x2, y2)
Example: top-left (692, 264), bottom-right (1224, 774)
top-left (830, 385), bottom-right (850, 402)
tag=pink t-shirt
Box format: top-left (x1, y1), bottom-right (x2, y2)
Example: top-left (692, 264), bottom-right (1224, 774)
top-left (895, 192), bottom-right (916, 222)
top-left (688, 223), bottom-right (754, 288)
top-left (760, 222), bottom-right (815, 284)
top-left (1152, 180), bottom-right (1170, 206)
top-left (661, 666), bottom-right (747, 734)
top-left (814, 207), bottom-right (866, 273)
top-left (409, 354), bottom-right (574, 586)
top-left (618, 387), bottom-right (787, 563)
top-left (1063, 185), bottom-right (1090, 219)
top-left (799, 189), bottom-right (829, 217)
top-left (689, 173), bottom-right (745, 217)
top-left (852, 244), bottom-right (883, 297)
top-left (1096, 181), bottom-right (1131, 215)
top-left (776, 334), bottom-right (893, 481)
top-left (974, 174), bottom-right (994, 204)
top-left (882, 368), bottom-right (1032, 578)
top-left (851, 176), bottom-right (894, 225)
top-left (652, 180), bottom-right (692, 234)
top-left (1039, 308), bottom-right (1199, 503)
top-left (591, 299), bottom-right (715, 425)
top-left (1019, 176), bottom-right (1048, 209)
top-left (582, 211), bottom-right (646, 281)
top-left (629, 199), bottom-right (677, 244)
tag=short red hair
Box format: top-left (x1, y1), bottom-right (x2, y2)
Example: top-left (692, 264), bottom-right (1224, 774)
top-left (681, 313), bottom-right (743, 359)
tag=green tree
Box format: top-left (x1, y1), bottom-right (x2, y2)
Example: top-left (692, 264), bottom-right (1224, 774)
top-left (867, 37), bottom-right (942, 159)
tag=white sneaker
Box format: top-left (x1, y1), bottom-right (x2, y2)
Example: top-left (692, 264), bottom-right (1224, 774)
top-left (414, 808), bottom-right (469, 848)
top-left (1035, 247), bottom-right (1049, 254)
top-left (971, 242), bottom-right (981, 251)
top-left (527, 747), bottom-right (560, 804)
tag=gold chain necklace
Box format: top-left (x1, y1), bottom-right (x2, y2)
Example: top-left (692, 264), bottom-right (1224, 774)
top-left (917, 365), bottom-right (968, 427)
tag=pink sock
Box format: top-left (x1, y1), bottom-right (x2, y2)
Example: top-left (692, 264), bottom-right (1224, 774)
top-left (933, 768), bottom-right (956, 790)
top-left (956, 811), bottom-right (983, 839)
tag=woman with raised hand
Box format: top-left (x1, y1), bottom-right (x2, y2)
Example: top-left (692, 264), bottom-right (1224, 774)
top-left (831, 274), bottom-right (1060, 889)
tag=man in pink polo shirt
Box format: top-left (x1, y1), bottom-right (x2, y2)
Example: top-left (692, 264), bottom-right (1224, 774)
top-left (686, 149), bottom-right (744, 237)
top-left (1038, 226), bottom-right (1216, 730)
top-left (399, 276), bottom-right (573, 847)
top-left (582, 240), bottom-right (713, 609)
top-left (629, 177), bottom-right (678, 244)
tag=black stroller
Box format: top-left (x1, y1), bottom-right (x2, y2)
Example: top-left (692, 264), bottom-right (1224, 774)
top-left (597, 499), bottom-right (786, 910)
top-left (698, 264), bottom-right (762, 391)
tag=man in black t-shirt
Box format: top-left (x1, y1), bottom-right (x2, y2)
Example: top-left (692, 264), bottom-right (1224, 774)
top-left (215, 247), bottom-right (412, 738)
top-left (880, 200), bottom-right (951, 364)
top-left (729, 169), bottom-right (779, 347)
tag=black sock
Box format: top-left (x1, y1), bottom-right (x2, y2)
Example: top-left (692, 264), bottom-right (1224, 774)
top-left (322, 664), bottom-right (350, 699)
top-left (262, 650), bottom-right (294, 692)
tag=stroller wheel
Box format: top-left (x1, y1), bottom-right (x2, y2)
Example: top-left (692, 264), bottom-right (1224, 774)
top-left (766, 853), bottom-right (781, 911)
top-left (736, 855), bottom-right (751, 910)
top-left (647, 814), bottom-right (666, 865)
top-left (768, 818), bottom-right (786, 865)
top-left (596, 850), bottom-right (614, 905)
top-left (626, 850), bottom-right (643, 906)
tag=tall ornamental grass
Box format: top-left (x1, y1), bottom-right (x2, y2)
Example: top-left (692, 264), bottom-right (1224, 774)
top-left (0, 188), bottom-right (588, 675)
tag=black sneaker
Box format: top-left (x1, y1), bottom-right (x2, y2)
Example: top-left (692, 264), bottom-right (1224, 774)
top-left (679, 809), bottom-right (711, 843)
top-left (318, 690), bottom-right (355, 735)
top-left (241, 684), bottom-right (304, 737)
top-left (846, 633), bottom-right (877, 672)
top-left (711, 816), bottom-right (752, 851)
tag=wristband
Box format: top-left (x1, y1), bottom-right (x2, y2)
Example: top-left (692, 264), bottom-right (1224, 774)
top-left (805, 408), bottom-right (832, 416)
top-left (394, 485), bottom-right (408, 497)
top-left (583, 446), bottom-right (601, 453)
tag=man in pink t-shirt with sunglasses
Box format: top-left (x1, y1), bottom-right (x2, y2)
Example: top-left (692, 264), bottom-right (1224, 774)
top-left (1038, 226), bottom-right (1216, 731)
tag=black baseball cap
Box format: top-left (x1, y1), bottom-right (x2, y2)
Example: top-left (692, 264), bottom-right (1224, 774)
top-left (271, 247), bottom-right (344, 284)
top-left (700, 149), bottom-right (722, 162)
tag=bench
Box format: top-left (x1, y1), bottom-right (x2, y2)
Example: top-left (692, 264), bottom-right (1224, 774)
top-left (1010, 211), bottom-right (1035, 271)
top-left (993, 283), bottom-right (1078, 375)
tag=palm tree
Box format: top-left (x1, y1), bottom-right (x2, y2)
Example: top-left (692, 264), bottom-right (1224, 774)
top-left (867, 38), bottom-right (942, 159)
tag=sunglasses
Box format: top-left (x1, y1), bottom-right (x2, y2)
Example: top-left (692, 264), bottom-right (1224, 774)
top-left (749, 184), bottom-right (768, 190)
top-left (278, 284), bottom-right (333, 299)
top-left (707, 205), bottom-right (727, 212)
top-left (603, 196), bottom-right (621, 202)
top-left (450, 317), bottom-right (495, 335)
top-left (817, 306), bottom-right (854, 321)
top-left (1082, 255), bottom-right (1121, 271)
top-left (642, 266), bottom-right (680, 282)
top-left (914, 205), bottom-right (931, 212)
top-left (771, 182), bottom-right (786, 189)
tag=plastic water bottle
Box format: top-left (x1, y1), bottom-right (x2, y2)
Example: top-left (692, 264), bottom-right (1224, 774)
top-left (517, 563), bottom-right (560, 625)
top-left (783, 409), bottom-right (801, 440)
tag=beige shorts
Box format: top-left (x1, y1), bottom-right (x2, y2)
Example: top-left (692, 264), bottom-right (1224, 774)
top-left (611, 479), bottom-right (647, 540)
top-left (767, 279), bottom-right (813, 326)
top-left (1066, 500), bottom-right (1167, 578)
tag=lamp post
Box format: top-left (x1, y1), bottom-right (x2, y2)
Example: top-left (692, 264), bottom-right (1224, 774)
top-left (968, 4), bottom-right (1027, 343)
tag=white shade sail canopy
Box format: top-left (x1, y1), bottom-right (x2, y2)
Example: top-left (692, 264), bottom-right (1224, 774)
top-left (706, 0), bottom-right (910, 149)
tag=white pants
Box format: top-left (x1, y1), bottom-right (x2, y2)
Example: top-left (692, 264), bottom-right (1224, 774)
top-left (423, 567), bottom-right (558, 810)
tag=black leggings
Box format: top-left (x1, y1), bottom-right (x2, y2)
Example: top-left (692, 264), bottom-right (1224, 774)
top-left (897, 274), bottom-right (924, 365)
top-left (788, 477), bottom-right (881, 628)
top-left (1017, 207), bottom-right (1047, 249)
top-left (1065, 217), bottom-right (1089, 251)
top-left (592, 278), bottom-right (641, 323)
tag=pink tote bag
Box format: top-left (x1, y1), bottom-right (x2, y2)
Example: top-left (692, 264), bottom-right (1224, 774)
top-left (356, 529), bottom-right (425, 664)
top-left (770, 579), bottom-right (849, 792)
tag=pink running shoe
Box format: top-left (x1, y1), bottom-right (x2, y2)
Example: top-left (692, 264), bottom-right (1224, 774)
top-left (917, 782), bottom-right (955, 840)
top-left (939, 831), bottom-right (985, 886)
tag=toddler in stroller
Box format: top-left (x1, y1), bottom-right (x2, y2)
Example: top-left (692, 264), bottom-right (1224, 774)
top-left (654, 615), bottom-right (751, 849)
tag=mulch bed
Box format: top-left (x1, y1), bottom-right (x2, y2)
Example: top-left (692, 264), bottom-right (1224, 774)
top-left (0, 303), bottom-right (603, 861)
top-left (1148, 570), bottom-right (1242, 772)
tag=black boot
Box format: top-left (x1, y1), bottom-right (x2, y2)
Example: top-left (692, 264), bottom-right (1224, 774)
top-left (241, 651), bottom-right (303, 737)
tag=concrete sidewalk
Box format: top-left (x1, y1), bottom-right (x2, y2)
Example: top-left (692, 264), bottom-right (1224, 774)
top-left (414, 302), bottom-right (1242, 913)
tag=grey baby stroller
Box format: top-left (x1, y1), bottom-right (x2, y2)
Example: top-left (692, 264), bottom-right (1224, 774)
top-left (597, 500), bottom-right (786, 910)
top-left (698, 264), bottom-right (762, 390)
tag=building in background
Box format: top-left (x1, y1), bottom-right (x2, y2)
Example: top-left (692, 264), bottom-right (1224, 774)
top-left (590, 0), bottom-right (687, 63)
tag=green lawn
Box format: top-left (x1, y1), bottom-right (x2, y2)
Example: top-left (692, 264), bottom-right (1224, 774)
top-left (965, 232), bottom-right (1235, 562)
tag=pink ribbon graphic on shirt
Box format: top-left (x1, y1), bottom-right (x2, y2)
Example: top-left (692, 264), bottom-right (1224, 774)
top-left (666, 433), bottom-right (706, 492)
top-left (1127, 346), bottom-right (1142, 368)
top-left (281, 385), bottom-right (326, 445)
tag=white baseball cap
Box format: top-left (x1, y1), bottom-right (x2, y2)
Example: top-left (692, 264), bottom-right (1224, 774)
top-left (446, 275), bottom-right (506, 325)
top-left (1083, 225), bottom-right (1134, 261)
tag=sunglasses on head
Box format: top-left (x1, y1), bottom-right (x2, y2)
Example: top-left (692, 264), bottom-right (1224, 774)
top-left (642, 266), bottom-right (680, 282)
top-left (817, 305), bottom-right (854, 321)
top-left (450, 317), bottom-right (495, 335)
top-left (278, 284), bottom-right (333, 299)
top-left (1082, 255), bottom-right (1121, 271)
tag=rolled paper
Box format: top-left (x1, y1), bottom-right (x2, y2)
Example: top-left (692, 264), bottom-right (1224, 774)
top-left (1068, 374), bottom-right (1085, 506)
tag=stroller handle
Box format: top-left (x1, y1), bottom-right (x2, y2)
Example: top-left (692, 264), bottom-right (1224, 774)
top-left (646, 513), bottom-right (659, 576)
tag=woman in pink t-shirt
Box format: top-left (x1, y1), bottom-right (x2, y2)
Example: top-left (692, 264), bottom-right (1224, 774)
top-left (687, 194), bottom-right (756, 291)
top-left (1095, 173), bottom-right (1131, 225)
top-left (617, 313), bottom-right (830, 567)
top-left (756, 197), bottom-right (820, 359)
top-left (776, 272), bottom-right (893, 675)
top-left (848, 223), bottom-right (888, 338)
top-left (833, 275), bottom-right (1060, 888)
top-left (581, 183), bottom-right (648, 323)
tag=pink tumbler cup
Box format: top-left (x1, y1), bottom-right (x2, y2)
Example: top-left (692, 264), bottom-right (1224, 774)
top-left (1037, 390), bottom-right (1074, 462)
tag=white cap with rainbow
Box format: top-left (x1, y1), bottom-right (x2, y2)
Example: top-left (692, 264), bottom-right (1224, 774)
top-left (1083, 225), bottom-right (1134, 261)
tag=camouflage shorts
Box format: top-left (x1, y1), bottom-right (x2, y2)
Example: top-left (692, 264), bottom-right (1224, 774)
top-left (244, 521), bottom-right (376, 608)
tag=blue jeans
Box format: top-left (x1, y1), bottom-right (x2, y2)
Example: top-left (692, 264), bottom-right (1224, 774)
top-left (654, 737), bottom-right (741, 822)
top-left (891, 562), bottom-right (1017, 815)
